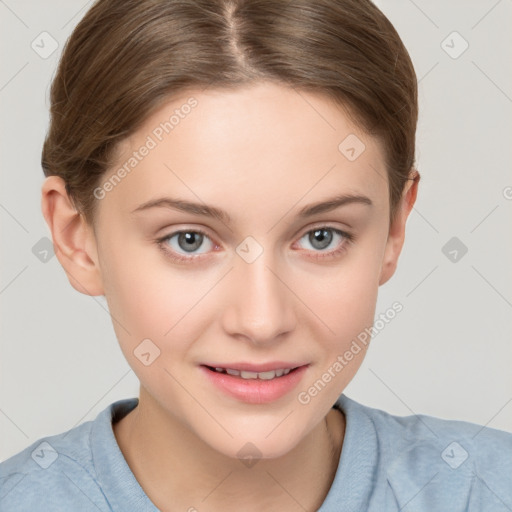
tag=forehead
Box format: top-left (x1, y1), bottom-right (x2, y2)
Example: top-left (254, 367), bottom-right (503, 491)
top-left (101, 82), bottom-right (388, 219)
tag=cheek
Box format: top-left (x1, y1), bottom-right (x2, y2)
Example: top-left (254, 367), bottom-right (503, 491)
top-left (304, 242), bottom-right (384, 332)
top-left (309, 272), bottom-right (378, 384)
top-left (98, 241), bottom-right (233, 424)
top-left (295, 236), bottom-right (385, 387)
top-left (100, 240), bottom-right (221, 361)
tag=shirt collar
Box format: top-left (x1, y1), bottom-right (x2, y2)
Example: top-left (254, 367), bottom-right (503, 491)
top-left (91, 394), bottom-right (376, 512)
top-left (90, 397), bottom-right (159, 511)
top-left (318, 393), bottom-right (380, 511)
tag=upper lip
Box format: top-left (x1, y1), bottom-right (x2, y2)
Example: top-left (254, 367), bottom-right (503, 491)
top-left (202, 362), bottom-right (309, 372)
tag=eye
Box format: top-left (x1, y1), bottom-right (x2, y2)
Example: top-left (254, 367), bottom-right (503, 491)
top-left (294, 226), bottom-right (354, 260)
top-left (156, 225), bottom-right (354, 264)
top-left (157, 229), bottom-right (216, 262)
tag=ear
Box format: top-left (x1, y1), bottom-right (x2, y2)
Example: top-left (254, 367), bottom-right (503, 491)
top-left (41, 175), bottom-right (104, 296)
top-left (379, 169), bottom-right (420, 286)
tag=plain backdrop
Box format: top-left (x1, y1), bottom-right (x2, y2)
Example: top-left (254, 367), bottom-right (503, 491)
top-left (1, 0), bottom-right (511, 462)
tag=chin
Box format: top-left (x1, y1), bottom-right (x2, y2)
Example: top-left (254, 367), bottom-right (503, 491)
top-left (200, 426), bottom-right (304, 464)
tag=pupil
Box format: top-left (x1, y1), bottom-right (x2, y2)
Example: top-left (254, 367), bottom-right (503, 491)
top-left (310, 229), bottom-right (332, 250)
top-left (179, 232), bottom-right (203, 252)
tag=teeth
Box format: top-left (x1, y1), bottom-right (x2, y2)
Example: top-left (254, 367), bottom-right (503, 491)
top-left (212, 367), bottom-right (294, 379)
top-left (241, 370), bottom-right (259, 379)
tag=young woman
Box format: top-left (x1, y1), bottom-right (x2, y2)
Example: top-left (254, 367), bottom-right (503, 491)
top-left (1, 1), bottom-right (511, 510)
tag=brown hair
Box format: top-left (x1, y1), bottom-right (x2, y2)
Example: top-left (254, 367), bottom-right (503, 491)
top-left (42, 0), bottom-right (419, 226)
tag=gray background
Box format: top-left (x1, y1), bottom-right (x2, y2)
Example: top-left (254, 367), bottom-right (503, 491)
top-left (1, 0), bottom-right (511, 462)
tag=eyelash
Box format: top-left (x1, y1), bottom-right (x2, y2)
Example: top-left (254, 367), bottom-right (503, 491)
top-left (155, 225), bottom-right (355, 264)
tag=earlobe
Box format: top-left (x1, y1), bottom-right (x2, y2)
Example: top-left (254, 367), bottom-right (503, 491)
top-left (378, 170), bottom-right (420, 286)
top-left (41, 176), bottom-right (104, 296)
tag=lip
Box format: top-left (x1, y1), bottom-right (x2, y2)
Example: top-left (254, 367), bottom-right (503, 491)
top-left (199, 363), bottom-right (310, 404)
top-left (201, 361), bottom-right (306, 372)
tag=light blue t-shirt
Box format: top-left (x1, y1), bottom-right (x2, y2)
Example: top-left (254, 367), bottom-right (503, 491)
top-left (1, 394), bottom-right (511, 511)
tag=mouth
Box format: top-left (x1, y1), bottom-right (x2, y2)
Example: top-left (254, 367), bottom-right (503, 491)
top-left (199, 363), bottom-right (310, 404)
top-left (202, 365), bottom-right (300, 380)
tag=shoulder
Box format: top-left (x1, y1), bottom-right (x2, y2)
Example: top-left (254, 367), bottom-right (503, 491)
top-left (0, 404), bottom-right (114, 511)
top-left (344, 393), bottom-right (512, 440)
top-left (338, 393), bottom-right (512, 455)
top-left (336, 394), bottom-right (512, 510)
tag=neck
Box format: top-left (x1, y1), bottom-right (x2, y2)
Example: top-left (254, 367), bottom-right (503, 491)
top-left (113, 388), bottom-right (345, 512)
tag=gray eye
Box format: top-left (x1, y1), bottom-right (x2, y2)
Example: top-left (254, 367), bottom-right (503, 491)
top-left (163, 231), bottom-right (214, 256)
top-left (176, 232), bottom-right (204, 253)
top-left (307, 228), bottom-right (334, 251)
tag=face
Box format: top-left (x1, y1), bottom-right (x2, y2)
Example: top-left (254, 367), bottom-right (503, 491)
top-left (71, 82), bottom-right (407, 459)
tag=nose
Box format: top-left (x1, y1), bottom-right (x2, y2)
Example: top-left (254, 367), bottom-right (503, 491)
top-left (221, 250), bottom-right (296, 345)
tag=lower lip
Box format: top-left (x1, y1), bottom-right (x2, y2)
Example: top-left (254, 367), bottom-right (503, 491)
top-left (200, 365), bottom-right (309, 404)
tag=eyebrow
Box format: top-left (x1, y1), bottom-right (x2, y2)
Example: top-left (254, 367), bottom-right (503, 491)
top-left (130, 193), bottom-right (373, 223)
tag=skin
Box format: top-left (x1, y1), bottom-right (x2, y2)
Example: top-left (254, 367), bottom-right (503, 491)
top-left (41, 81), bottom-right (418, 511)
